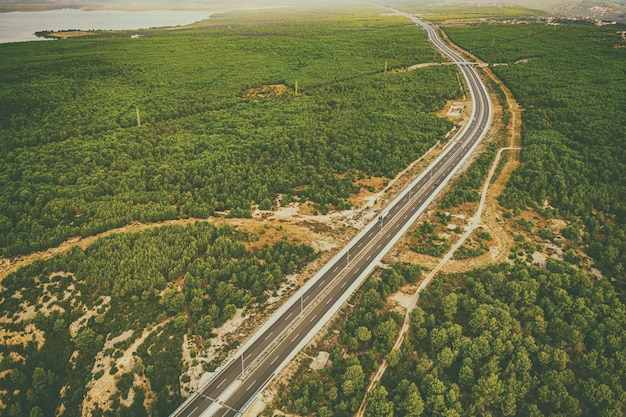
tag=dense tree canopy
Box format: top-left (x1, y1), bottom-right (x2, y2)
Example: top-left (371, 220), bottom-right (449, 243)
top-left (380, 261), bottom-right (626, 417)
top-left (446, 22), bottom-right (626, 280)
top-left (0, 13), bottom-right (460, 257)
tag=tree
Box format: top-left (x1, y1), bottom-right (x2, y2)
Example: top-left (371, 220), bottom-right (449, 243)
top-left (9, 403), bottom-right (22, 417)
top-left (365, 385), bottom-right (393, 417)
top-left (441, 293), bottom-right (458, 320)
top-left (32, 367), bottom-right (56, 396)
top-left (197, 315), bottom-right (214, 339)
top-left (74, 328), bottom-right (99, 352)
top-left (342, 364), bottom-right (365, 397)
top-left (160, 288), bottom-right (184, 315)
top-left (363, 288), bottom-right (383, 309)
top-left (396, 380), bottom-right (425, 417)
top-left (374, 319), bottom-right (397, 348)
top-left (356, 326), bottom-right (372, 343)
top-left (30, 407), bottom-right (44, 417)
top-left (410, 307), bottom-right (425, 329)
top-left (385, 349), bottom-right (401, 368)
top-left (473, 373), bottom-right (505, 411)
top-left (458, 364), bottom-right (475, 388)
top-left (189, 296), bottom-right (204, 319)
top-left (438, 347), bottom-right (456, 369)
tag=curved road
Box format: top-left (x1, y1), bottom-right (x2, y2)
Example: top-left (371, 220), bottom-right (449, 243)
top-left (171, 12), bottom-right (492, 417)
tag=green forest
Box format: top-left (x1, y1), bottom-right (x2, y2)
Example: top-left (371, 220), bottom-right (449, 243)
top-left (3, 9), bottom-right (626, 417)
top-left (0, 12), bottom-right (460, 257)
top-left (0, 222), bottom-right (316, 416)
top-left (445, 22), bottom-right (626, 282)
top-left (273, 261), bottom-right (625, 417)
top-left (270, 19), bottom-right (626, 417)
top-left (381, 261), bottom-right (626, 417)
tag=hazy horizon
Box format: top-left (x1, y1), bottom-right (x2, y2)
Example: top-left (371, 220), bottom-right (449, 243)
top-left (1, 0), bottom-right (625, 21)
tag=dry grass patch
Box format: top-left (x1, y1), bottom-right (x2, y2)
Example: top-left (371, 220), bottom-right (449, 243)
top-left (243, 84), bottom-right (290, 101)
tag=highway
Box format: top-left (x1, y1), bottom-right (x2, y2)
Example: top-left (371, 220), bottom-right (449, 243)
top-left (170, 12), bottom-right (492, 417)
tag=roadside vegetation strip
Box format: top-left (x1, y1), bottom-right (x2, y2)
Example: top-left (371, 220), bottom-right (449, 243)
top-left (446, 21), bottom-right (626, 281)
top-left (357, 146), bottom-right (520, 417)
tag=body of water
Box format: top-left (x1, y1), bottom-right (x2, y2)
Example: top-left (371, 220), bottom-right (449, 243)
top-left (0, 9), bottom-right (212, 43)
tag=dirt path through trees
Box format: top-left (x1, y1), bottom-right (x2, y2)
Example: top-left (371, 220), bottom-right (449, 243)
top-left (355, 32), bottom-right (524, 417)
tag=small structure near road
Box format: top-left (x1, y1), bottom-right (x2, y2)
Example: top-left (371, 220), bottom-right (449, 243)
top-left (447, 101), bottom-right (465, 117)
top-left (309, 351), bottom-right (330, 370)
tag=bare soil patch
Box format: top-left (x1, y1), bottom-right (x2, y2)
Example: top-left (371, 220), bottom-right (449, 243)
top-left (0, 323), bottom-right (45, 351)
top-left (82, 322), bottom-right (167, 416)
top-left (243, 84), bottom-right (290, 101)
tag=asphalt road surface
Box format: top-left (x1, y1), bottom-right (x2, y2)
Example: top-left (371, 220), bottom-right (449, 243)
top-left (171, 12), bottom-right (492, 417)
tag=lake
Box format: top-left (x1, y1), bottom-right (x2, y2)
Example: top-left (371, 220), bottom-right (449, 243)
top-left (0, 9), bottom-right (213, 44)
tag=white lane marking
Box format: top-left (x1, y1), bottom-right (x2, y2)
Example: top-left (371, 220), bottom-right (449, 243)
top-left (310, 314), bottom-right (318, 322)
top-left (216, 378), bottom-right (226, 388)
top-left (366, 255), bottom-right (372, 261)
top-left (285, 312), bottom-right (292, 320)
top-left (326, 297), bottom-right (333, 305)
top-left (341, 281), bottom-right (347, 288)
top-left (304, 294), bottom-right (310, 301)
top-left (332, 266), bottom-right (339, 272)
top-left (264, 331), bottom-right (274, 341)
top-left (191, 406), bottom-right (199, 415)
top-left (246, 380), bottom-right (257, 391)
top-left (292, 333), bottom-right (300, 342)
top-left (271, 356), bottom-right (279, 365)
